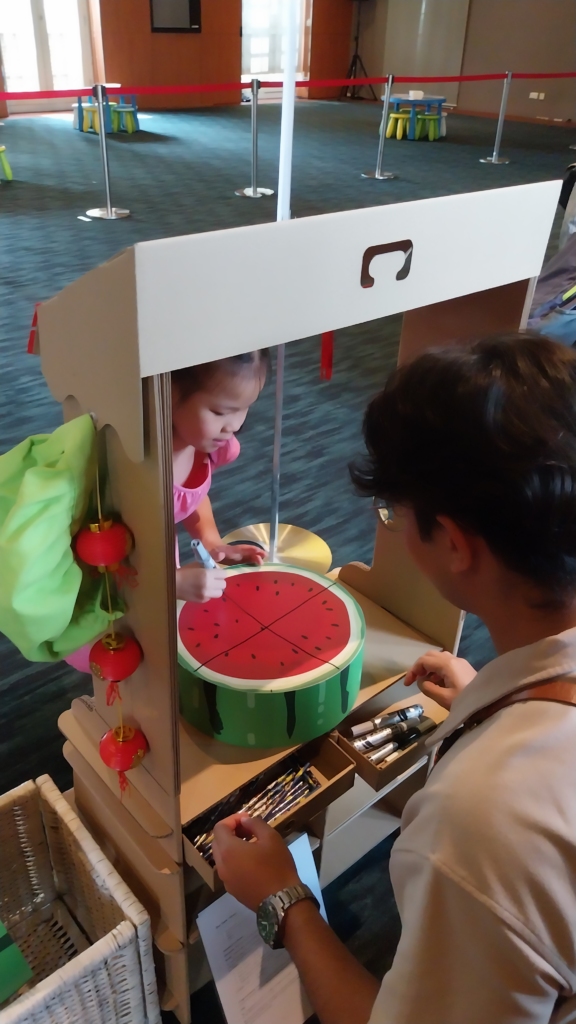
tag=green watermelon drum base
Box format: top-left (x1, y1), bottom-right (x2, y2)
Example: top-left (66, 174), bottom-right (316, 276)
top-left (178, 565), bottom-right (365, 748)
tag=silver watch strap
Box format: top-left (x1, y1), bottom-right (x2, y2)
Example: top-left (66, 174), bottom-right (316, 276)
top-left (275, 883), bottom-right (319, 915)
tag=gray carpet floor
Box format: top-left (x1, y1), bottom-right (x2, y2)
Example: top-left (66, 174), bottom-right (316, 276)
top-left (0, 100), bottom-right (570, 1020)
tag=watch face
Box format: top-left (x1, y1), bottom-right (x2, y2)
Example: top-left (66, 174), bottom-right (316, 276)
top-left (257, 899), bottom-right (280, 947)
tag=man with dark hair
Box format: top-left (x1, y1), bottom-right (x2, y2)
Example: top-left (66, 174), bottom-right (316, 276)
top-left (212, 334), bottom-right (576, 1024)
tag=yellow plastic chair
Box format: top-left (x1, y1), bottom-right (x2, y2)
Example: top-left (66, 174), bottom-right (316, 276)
top-left (386, 109), bottom-right (411, 140)
top-left (415, 113), bottom-right (441, 141)
top-left (0, 146), bottom-right (13, 181)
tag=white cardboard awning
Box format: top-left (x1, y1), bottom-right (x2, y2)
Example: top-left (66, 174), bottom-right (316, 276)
top-left (38, 181), bottom-right (560, 460)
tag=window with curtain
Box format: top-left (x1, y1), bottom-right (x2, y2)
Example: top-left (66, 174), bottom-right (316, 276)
top-left (242, 0), bottom-right (311, 79)
top-left (0, 0), bottom-right (92, 104)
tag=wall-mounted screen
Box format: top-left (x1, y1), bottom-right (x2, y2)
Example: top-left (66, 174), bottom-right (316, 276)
top-left (150, 0), bottom-right (201, 32)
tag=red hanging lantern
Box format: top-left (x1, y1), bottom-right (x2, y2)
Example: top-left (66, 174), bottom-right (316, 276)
top-left (75, 519), bottom-right (133, 571)
top-left (99, 725), bottom-right (148, 792)
top-left (90, 632), bottom-right (142, 683)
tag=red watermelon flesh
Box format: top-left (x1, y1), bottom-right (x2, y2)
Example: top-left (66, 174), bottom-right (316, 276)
top-left (268, 588), bottom-right (351, 665)
top-left (225, 570), bottom-right (329, 628)
top-left (202, 631), bottom-right (328, 681)
top-left (179, 593), bottom-right (263, 663)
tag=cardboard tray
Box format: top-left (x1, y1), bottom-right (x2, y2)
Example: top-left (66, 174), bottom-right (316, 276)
top-left (336, 692), bottom-right (447, 793)
top-left (182, 736), bottom-right (355, 889)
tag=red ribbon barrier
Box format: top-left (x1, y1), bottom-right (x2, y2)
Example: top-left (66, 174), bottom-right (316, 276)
top-left (512, 72), bottom-right (576, 80)
top-left (1, 70), bottom-right (575, 102)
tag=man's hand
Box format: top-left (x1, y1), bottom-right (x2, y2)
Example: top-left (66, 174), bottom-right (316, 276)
top-left (212, 814), bottom-right (300, 912)
top-left (176, 564), bottom-right (227, 603)
top-left (211, 544), bottom-right (266, 566)
top-left (405, 650), bottom-right (476, 710)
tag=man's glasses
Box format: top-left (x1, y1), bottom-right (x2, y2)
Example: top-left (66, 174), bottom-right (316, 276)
top-left (372, 498), bottom-right (406, 531)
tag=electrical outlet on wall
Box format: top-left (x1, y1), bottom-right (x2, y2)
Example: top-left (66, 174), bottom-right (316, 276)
top-left (529, 92), bottom-right (538, 99)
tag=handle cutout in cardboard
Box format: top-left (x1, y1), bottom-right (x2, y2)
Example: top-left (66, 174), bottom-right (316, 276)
top-left (360, 240), bottom-right (414, 288)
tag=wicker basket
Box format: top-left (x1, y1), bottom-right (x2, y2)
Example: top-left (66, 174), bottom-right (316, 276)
top-left (0, 775), bottom-right (160, 1024)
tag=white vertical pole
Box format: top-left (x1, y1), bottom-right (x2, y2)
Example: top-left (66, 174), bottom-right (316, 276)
top-left (276, 0), bottom-right (297, 222)
top-left (270, 0), bottom-right (298, 563)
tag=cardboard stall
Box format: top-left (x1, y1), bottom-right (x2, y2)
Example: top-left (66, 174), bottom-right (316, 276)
top-left (37, 180), bottom-right (559, 1022)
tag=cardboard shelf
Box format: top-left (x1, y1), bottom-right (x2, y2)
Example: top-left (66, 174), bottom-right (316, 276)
top-left (337, 692), bottom-right (448, 792)
top-left (178, 580), bottom-right (442, 825)
top-left (182, 736), bottom-right (354, 890)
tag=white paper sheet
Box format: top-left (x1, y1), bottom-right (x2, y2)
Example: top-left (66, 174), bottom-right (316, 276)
top-left (197, 834), bottom-right (325, 1024)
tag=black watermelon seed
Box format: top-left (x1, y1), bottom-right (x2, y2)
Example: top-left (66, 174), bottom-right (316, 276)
top-left (326, 607), bottom-right (333, 611)
top-left (224, 652), bottom-right (229, 657)
top-left (322, 600), bottom-right (327, 605)
top-left (280, 661), bottom-right (285, 667)
top-left (315, 646), bottom-right (321, 651)
top-left (195, 643), bottom-right (201, 648)
top-left (214, 634), bottom-right (219, 639)
top-left (187, 627), bottom-right (194, 631)
top-left (274, 579), bottom-right (278, 584)
top-left (204, 609), bottom-right (208, 613)
top-left (326, 636), bottom-right (331, 640)
top-left (292, 648), bottom-right (299, 654)
top-left (291, 582), bottom-right (295, 586)
top-left (276, 591), bottom-right (280, 596)
top-left (308, 587), bottom-right (313, 592)
top-left (251, 653), bottom-right (256, 659)
top-left (256, 585), bottom-right (260, 591)
top-left (214, 622), bottom-right (220, 627)
top-left (331, 623), bottom-right (339, 627)
top-left (301, 635), bottom-right (308, 639)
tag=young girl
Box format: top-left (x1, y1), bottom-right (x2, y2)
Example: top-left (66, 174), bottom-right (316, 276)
top-left (64, 350), bottom-right (267, 672)
top-left (172, 351), bottom-right (268, 603)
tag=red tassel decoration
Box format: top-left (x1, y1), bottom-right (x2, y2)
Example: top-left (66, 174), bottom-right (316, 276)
top-left (320, 331), bottom-right (334, 381)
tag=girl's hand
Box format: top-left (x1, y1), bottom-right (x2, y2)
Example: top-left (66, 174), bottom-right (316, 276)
top-left (211, 543), bottom-right (266, 566)
top-left (404, 650), bottom-right (477, 711)
top-left (176, 564), bottom-right (227, 603)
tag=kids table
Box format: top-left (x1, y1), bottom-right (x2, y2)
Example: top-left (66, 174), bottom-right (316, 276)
top-left (389, 94), bottom-right (447, 140)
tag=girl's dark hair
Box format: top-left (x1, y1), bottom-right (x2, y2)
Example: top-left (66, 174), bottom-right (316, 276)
top-left (172, 350), bottom-right (269, 401)
top-left (350, 334), bottom-right (576, 599)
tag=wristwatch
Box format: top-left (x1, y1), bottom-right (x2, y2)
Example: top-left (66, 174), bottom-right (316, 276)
top-left (256, 884), bottom-right (319, 949)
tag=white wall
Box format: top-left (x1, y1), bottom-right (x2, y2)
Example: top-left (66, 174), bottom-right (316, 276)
top-left (382, 0), bottom-right (471, 104)
top-left (355, 0), bottom-right (389, 80)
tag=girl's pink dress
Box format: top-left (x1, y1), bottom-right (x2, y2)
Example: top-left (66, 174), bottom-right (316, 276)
top-left (173, 438), bottom-right (240, 564)
top-left (66, 439), bottom-right (240, 673)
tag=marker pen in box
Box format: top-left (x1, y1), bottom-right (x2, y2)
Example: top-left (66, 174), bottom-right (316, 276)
top-left (349, 703), bottom-right (424, 740)
top-left (352, 719), bottom-right (419, 752)
top-left (367, 718), bottom-right (438, 762)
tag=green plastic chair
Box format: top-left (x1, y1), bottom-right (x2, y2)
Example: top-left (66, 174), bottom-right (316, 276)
top-left (386, 109), bottom-right (411, 140)
top-left (415, 113), bottom-right (441, 141)
top-left (0, 146), bottom-right (13, 181)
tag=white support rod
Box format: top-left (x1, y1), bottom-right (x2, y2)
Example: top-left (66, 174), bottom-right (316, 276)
top-left (251, 77), bottom-right (259, 196)
top-left (276, 0), bottom-right (297, 223)
top-left (270, 0), bottom-right (298, 563)
top-left (95, 83), bottom-right (113, 216)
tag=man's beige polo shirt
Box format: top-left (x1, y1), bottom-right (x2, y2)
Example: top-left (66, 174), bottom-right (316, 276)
top-left (370, 627), bottom-right (576, 1024)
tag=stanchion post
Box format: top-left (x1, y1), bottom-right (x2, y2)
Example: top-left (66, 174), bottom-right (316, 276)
top-left (235, 78), bottom-right (274, 198)
top-left (361, 74), bottom-right (396, 180)
top-left (86, 83), bottom-right (130, 219)
top-left (480, 71), bottom-right (512, 165)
